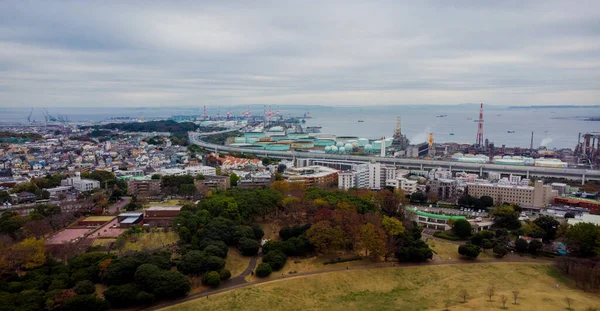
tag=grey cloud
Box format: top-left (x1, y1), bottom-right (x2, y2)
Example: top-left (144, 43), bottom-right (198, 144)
top-left (0, 1), bottom-right (599, 107)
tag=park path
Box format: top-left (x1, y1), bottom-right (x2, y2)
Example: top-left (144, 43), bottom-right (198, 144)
top-left (141, 254), bottom-right (551, 311)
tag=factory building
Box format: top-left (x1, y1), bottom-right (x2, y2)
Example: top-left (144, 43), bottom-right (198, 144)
top-left (466, 180), bottom-right (556, 208)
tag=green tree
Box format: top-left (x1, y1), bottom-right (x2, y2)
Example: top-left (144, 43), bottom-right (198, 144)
top-left (492, 205), bottom-right (521, 230)
top-left (201, 271), bottom-right (221, 287)
top-left (410, 191), bottom-right (427, 203)
top-left (479, 196), bottom-right (494, 208)
top-left (565, 223), bottom-right (600, 257)
top-left (134, 264), bottom-right (163, 292)
top-left (230, 173), bottom-right (240, 187)
top-left (103, 284), bottom-right (140, 308)
top-left (176, 250), bottom-right (204, 275)
top-left (533, 216), bottom-right (560, 241)
top-left (255, 263), bottom-right (272, 277)
top-left (452, 219), bottom-right (472, 239)
top-left (262, 250), bottom-right (287, 271)
top-left (515, 238), bottom-right (529, 253)
top-left (238, 237), bottom-right (260, 256)
top-left (306, 221), bottom-right (345, 255)
top-left (458, 244), bottom-right (481, 258)
top-left (482, 239), bottom-right (494, 252)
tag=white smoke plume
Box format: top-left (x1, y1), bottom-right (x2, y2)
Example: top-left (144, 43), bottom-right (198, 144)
top-left (540, 137), bottom-right (553, 147)
top-left (411, 127), bottom-right (432, 144)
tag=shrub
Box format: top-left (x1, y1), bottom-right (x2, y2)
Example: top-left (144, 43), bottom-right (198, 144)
top-left (219, 269), bottom-right (231, 281)
top-left (493, 244), bottom-right (509, 257)
top-left (251, 224), bottom-right (264, 240)
top-left (323, 255), bottom-right (363, 265)
top-left (255, 263), bottom-right (272, 277)
top-left (433, 232), bottom-right (461, 241)
top-left (528, 240), bottom-right (543, 255)
top-left (515, 238), bottom-right (529, 253)
top-left (458, 244), bottom-right (481, 259)
top-left (201, 271), bottom-right (221, 287)
top-left (135, 291), bottom-right (155, 305)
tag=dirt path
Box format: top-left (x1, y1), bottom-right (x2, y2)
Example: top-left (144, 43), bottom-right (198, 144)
top-left (142, 255), bottom-right (551, 311)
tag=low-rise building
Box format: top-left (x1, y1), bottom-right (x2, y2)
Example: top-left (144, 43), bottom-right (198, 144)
top-left (467, 180), bottom-right (556, 208)
top-left (405, 207), bottom-right (466, 231)
top-left (144, 206), bottom-right (181, 227)
top-left (117, 212), bottom-right (144, 228)
top-left (46, 186), bottom-right (73, 197)
top-left (61, 173), bottom-right (100, 192)
top-left (282, 165), bottom-right (338, 187)
top-left (195, 175), bottom-right (230, 191)
top-left (385, 177), bottom-right (418, 194)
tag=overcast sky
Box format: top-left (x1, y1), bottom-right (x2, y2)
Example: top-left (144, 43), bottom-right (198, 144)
top-left (1, 1), bottom-right (599, 108)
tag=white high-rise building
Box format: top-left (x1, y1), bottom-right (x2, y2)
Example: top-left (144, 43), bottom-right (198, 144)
top-left (338, 171), bottom-right (356, 190)
top-left (368, 162), bottom-right (381, 190)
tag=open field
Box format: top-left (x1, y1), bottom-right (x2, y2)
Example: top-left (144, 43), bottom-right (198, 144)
top-left (163, 263), bottom-right (600, 311)
top-left (225, 248), bottom-right (252, 278)
top-left (121, 232), bottom-right (178, 252)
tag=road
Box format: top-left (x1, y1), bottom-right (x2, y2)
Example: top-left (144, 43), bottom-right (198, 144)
top-left (188, 132), bottom-right (600, 182)
top-left (142, 254), bottom-right (551, 311)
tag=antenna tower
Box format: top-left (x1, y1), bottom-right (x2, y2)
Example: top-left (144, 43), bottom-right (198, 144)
top-left (476, 103), bottom-right (484, 147)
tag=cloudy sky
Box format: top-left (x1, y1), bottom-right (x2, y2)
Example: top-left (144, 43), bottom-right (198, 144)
top-left (1, 1), bottom-right (599, 107)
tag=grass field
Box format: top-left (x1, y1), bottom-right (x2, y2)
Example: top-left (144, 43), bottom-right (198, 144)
top-left (225, 247), bottom-right (252, 278)
top-left (426, 238), bottom-right (495, 261)
top-left (121, 231), bottom-right (179, 252)
top-left (164, 263), bottom-right (600, 311)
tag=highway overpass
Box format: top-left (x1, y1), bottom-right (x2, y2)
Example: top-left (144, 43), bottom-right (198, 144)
top-left (189, 132), bottom-right (600, 183)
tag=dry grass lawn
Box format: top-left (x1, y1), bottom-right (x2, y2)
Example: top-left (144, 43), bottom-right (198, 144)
top-left (426, 238), bottom-right (495, 261)
top-left (225, 247), bottom-right (252, 278)
top-left (163, 263), bottom-right (600, 311)
top-left (146, 199), bottom-right (189, 207)
top-left (245, 254), bottom-right (377, 283)
top-left (91, 238), bottom-right (116, 247)
top-left (121, 231), bottom-right (178, 252)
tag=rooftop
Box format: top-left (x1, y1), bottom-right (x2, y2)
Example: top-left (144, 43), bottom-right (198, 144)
top-left (406, 207), bottom-right (467, 220)
top-left (81, 216), bottom-right (115, 222)
top-left (118, 212), bottom-right (144, 217)
top-left (146, 206), bottom-right (182, 211)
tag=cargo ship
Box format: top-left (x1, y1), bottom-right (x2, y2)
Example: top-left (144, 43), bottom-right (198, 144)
top-left (305, 126), bottom-right (322, 133)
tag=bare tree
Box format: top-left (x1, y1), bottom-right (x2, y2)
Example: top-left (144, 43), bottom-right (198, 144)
top-left (585, 307), bottom-right (598, 311)
top-left (512, 291), bottom-right (520, 305)
top-left (486, 286), bottom-right (495, 302)
top-left (459, 288), bottom-right (469, 303)
top-left (565, 297), bottom-right (574, 311)
top-left (444, 298), bottom-right (452, 311)
top-left (501, 295), bottom-right (508, 309)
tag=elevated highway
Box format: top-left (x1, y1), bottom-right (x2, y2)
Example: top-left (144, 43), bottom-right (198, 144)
top-left (189, 132), bottom-right (600, 183)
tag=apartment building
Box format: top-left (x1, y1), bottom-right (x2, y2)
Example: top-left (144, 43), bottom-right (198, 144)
top-left (429, 178), bottom-right (457, 200)
top-left (61, 173), bottom-right (100, 192)
top-left (128, 179), bottom-right (162, 198)
top-left (338, 171), bottom-right (356, 190)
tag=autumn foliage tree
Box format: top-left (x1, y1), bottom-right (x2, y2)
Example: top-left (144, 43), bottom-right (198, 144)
top-left (360, 223), bottom-right (386, 261)
top-left (12, 237), bottom-right (46, 269)
top-left (306, 220), bottom-right (345, 255)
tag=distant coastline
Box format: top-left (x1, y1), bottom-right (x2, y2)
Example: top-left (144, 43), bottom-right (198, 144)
top-left (508, 105), bottom-right (600, 109)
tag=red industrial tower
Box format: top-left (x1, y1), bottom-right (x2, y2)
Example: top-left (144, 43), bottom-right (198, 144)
top-left (476, 103), bottom-right (484, 146)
